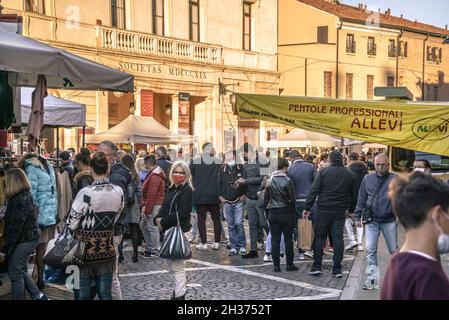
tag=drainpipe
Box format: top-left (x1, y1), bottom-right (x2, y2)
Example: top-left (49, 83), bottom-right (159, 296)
top-left (336, 21), bottom-right (343, 99)
top-left (305, 57), bottom-right (308, 97)
top-left (422, 34), bottom-right (429, 100)
top-left (396, 29), bottom-right (403, 87)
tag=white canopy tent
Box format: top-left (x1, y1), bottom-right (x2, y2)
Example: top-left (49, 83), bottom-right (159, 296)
top-left (0, 30), bottom-right (134, 92)
top-left (85, 115), bottom-right (196, 145)
top-left (20, 88), bottom-right (86, 127)
top-left (265, 128), bottom-right (341, 148)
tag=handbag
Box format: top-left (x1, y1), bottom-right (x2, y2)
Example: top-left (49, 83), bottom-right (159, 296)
top-left (299, 216), bottom-right (313, 251)
top-left (43, 227), bottom-right (85, 268)
top-left (159, 191), bottom-right (192, 260)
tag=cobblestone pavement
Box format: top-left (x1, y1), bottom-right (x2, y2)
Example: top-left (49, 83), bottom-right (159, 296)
top-left (1, 225), bottom-right (357, 300)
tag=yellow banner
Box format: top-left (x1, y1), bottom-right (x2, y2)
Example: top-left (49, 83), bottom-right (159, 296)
top-left (235, 94), bottom-right (449, 156)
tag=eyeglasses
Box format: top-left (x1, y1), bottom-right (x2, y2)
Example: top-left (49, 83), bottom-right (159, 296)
top-left (374, 163), bottom-right (387, 167)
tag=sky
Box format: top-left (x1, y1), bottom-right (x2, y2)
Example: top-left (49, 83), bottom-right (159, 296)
top-left (340, 0), bottom-right (449, 29)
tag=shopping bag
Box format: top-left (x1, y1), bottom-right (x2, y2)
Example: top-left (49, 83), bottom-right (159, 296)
top-left (159, 226), bottom-right (192, 260)
top-left (299, 217), bottom-right (313, 251)
top-left (43, 228), bottom-right (85, 268)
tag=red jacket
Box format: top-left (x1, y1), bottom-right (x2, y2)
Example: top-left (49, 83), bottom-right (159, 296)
top-left (141, 166), bottom-right (166, 216)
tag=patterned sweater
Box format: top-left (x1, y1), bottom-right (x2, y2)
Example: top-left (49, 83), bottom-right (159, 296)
top-left (65, 179), bottom-right (124, 269)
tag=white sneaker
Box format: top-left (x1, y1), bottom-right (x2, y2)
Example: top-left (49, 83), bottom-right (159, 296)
top-left (345, 241), bottom-right (358, 251)
top-left (229, 248), bottom-right (238, 256)
top-left (280, 255), bottom-right (286, 264)
top-left (211, 242), bottom-right (220, 250)
top-left (196, 243), bottom-right (208, 251)
top-left (358, 244), bottom-right (364, 251)
top-left (298, 253), bottom-right (306, 260)
top-left (304, 251), bottom-right (314, 259)
top-left (263, 254), bottom-right (272, 262)
top-left (239, 248), bottom-right (247, 255)
top-left (257, 243), bottom-right (264, 251)
top-left (187, 235), bottom-right (196, 243)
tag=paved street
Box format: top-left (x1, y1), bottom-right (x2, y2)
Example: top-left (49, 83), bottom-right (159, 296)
top-left (0, 222), bottom-right (357, 300)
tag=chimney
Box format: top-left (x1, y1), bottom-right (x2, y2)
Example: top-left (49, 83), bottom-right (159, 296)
top-left (364, 5), bottom-right (367, 10)
top-left (414, 19), bottom-right (418, 25)
top-left (400, 14), bottom-right (403, 19)
top-left (358, 3), bottom-right (363, 10)
top-left (446, 24), bottom-right (448, 30)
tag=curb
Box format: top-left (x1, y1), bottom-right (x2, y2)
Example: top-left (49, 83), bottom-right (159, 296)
top-left (340, 250), bottom-right (365, 300)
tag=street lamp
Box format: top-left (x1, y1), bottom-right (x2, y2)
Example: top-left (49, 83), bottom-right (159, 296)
top-left (230, 93), bottom-right (237, 114)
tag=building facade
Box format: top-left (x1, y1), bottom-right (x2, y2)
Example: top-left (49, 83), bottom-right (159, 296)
top-left (279, 0), bottom-right (449, 102)
top-left (3, 0), bottom-right (280, 153)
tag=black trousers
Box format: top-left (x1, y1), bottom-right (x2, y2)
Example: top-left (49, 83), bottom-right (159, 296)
top-left (312, 210), bottom-right (345, 270)
top-left (268, 207), bottom-right (296, 267)
top-left (196, 204), bottom-right (222, 244)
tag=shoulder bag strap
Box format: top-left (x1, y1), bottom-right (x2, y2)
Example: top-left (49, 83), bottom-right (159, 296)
top-left (367, 177), bottom-right (384, 207)
top-left (168, 189), bottom-right (182, 228)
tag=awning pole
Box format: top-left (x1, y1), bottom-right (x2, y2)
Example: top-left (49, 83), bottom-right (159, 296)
top-left (56, 127), bottom-right (60, 158)
top-left (82, 126), bottom-right (86, 148)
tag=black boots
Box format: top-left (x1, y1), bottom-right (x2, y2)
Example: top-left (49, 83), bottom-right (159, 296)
top-left (241, 251), bottom-right (259, 259)
top-left (170, 290), bottom-right (186, 300)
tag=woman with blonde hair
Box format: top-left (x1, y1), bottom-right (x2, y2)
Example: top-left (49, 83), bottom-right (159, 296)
top-left (0, 168), bottom-right (47, 300)
top-left (155, 161), bottom-right (193, 300)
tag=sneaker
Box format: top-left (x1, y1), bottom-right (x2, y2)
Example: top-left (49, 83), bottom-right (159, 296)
top-left (211, 242), bottom-right (220, 250)
top-left (196, 243), bottom-right (208, 251)
top-left (229, 248), bottom-right (238, 256)
top-left (298, 253), bottom-right (306, 260)
top-left (286, 264), bottom-right (299, 272)
top-left (345, 242), bottom-right (358, 251)
top-left (357, 244), bottom-right (364, 251)
top-left (226, 243), bottom-right (232, 250)
top-left (257, 242), bottom-right (264, 251)
top-left (304, 251), bottom-right (314, 259)
top-left (332, 269), bottom-right (343, 278)
top-left (37, 293), bottom-right (49, 300)
top-left (118, 253), bottom-right (125, 263)
top-left (220, 236), bottom-right (228, 244)
top-left (239, 248), bottom-right (247, 255)
top-left (140, 251), bottom-right (158, 258)
top-left (309, 266), bottom-right (322, 276)
top-left (363, 277), bottom-right (379, 290)
top-left (241, 251), bottom-right (258, 259)
top-left (187, 235), bottom-right (196, 243)
top-left (280, 254), bottom-right (286, 264)
top-left (263, 254), bottom-right (272, 262)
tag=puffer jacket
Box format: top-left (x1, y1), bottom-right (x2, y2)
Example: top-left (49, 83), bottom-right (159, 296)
top-left (141, 166), bottom-right (166, 216)
top-left (1, 191), bottom-right (40, 255)
top-left (265, 171), bottom-right (296, 210)
top-left (24, 157), bottom-right (58, 227)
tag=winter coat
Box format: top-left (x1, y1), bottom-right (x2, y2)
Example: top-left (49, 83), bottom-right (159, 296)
top-left (108, 161), bottom-right (131, 235)
top-left (190, 154), bottom-right (221, 205)
top-left (241, 161), bottom-right (264, 200)
top-left (355, 172), bottom-right (397, 223)
top-left (24, 156), bottom-right (58, 227)
top-left (288, 159), bottom-right (317, 202)
top-left (305, 160), bottom-right (358, 214)
top-left (217, 164), bottom-right (246, 202)
top-left (141, 166), bottom-right (166, 216)
top-left (348, 161), bottom-right (369, 200)
top-left (123, 176), bottom-right (142, 224)
top-left (0, 191), bottom-right (39, 255)
top-left (155, 183), bottom-right (193, 233)
top-left (74, 170), bottom-right (94, 196)
top-left (156, 158), bottom-right (172, 191)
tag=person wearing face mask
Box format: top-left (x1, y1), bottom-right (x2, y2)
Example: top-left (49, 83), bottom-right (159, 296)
top-left (218, 150), bottom-right (247, 256)
top-left (413, 159), bottom-right (432, 175)
top-left (381, 172), bottom-right (449, 300)
top-left (355, 154), bottom-right (398, 290)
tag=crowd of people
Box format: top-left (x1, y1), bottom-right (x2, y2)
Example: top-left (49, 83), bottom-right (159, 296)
top-left (0, 140), bottom-right (448, 300)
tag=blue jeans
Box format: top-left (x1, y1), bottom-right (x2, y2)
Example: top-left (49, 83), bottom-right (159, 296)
top-left (74, 272), bottom-right (114, 300)
top-left (224, 201), bottom-right (246, 250)
top-left (8, 240), bottom-right (41, 300)
top-left (365, 221), bottom-right (398, 267)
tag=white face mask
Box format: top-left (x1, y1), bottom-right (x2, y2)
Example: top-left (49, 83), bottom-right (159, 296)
top-left (434, 211), bottom-right (449, 254)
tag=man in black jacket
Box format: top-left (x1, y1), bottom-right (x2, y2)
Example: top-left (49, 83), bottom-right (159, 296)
top-left (236, 143), bottom-right (268, 259)
top-left (218, 150), bottom-right (247, 255)
top-left (155, 146), bottom-right (172, 191)
top-left (190, 143), bottom-right (223, 251)
top-left (346, 152), bottom-right (368, 251)
top-left (98, 140), bottom-right (131, 300)
top-left (304, 150), bottom-right (358, 278)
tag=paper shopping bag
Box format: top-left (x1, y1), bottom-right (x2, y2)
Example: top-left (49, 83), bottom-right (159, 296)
top-left (299, 217), bottom-right (313, 251)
